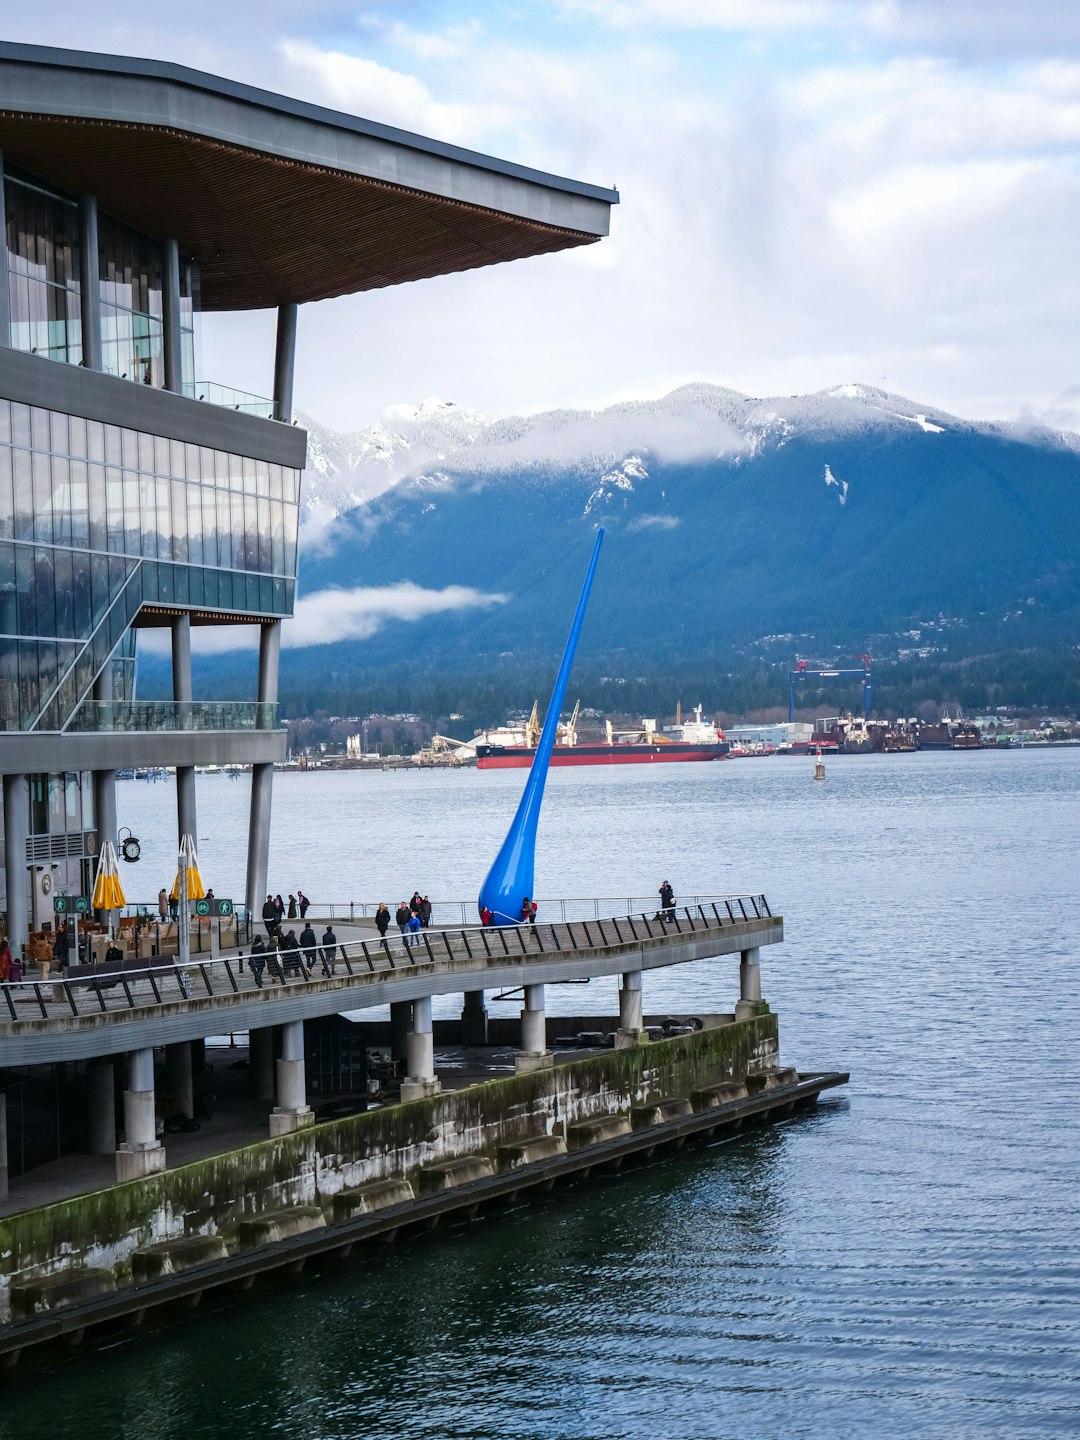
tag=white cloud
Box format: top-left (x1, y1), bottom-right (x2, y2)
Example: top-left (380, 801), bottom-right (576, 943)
top-left (138, 582), bottom-right (508, 656)
top-left (357, 17), bottom-right (485, 62)
top-left (628, 513), bottom-right (680, 531)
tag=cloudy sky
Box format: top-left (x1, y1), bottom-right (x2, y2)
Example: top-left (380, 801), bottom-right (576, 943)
top-left (14, 2), bottom-right (1080, 429)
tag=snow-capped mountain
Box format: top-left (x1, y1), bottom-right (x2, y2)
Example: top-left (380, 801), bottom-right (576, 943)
top-left (298, 381), bottom-right (1075, 527)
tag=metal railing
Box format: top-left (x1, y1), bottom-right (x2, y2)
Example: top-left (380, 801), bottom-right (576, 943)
top-left (0, 897), bottom-right (772, 1024)
top-left (185, 379), bottom-right (274, 419)
top-left (287, 894), bottom-right (760, 926)
top-left (68, 701), bottom-right (280, 733)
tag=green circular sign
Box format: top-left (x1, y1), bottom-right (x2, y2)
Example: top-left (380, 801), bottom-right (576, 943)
top-left (53, 896), bottom-right (69, 914)
top-left (73, 896), bottom-right (90, 914)
top-left (216, 899), bottom-right (234, 917)
top-left (195, 899), bottom-right (211, 916)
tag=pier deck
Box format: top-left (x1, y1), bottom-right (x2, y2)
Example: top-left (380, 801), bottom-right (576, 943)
top-left (0, 899), bottom-right (779, 1065)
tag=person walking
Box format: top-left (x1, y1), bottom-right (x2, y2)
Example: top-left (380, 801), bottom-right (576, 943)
top-left (281, 928), bottom-right (304, 978)
top-left (409, 892), bottom-right (422, 921)
top-left (169, 889), bottom-right (179, 922)
top-left (53, 924), bottom-right (70, 971)
top-left (274, 894), bottom-right (286, 926)
top-left (0, 938), bottom-right (12, 983)
top-left (248, 935), bottom-right (267, 984)
top-left (395, 901), bottom-right (410, 936)
top-left (262, 894), bottom-right (279, 941)
top-left (659, 881), bottom-right (675, 922)
top-left (158, 887), bottom-right (169, 920)
top-left (287, 893), bottom-right (297, 920)
top-left (420, 894), bottom-right (432, 928)
top-left (406, 911), bottom-right (421, 949)
top-left (375, 903), bottom-right (391, 938)
top-left (298, 890), bottom-right (310, 920)
top-left (320, 924), bottom-right (338, 977)
top-left (300, 922), bottom-right (318, 976)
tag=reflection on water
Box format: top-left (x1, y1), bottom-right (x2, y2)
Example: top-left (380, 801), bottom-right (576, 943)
top-left (3, 751), bottom-right (1078, 1438)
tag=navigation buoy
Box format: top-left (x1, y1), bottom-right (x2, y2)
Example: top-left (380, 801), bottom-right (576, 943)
top-left (813, 750), bottom-right (825, 782)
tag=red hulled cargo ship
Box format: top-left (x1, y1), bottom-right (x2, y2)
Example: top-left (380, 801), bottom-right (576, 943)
top-left (474, 703), bottom-right (730, 769)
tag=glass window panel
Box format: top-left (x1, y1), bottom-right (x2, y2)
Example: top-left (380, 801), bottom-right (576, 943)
top-left (10, 404), bottom-right (30, 449)
top-left (49, 410), bottom-right (68, 455)
top-left (138, 432), bottom-right (155, 472)
top-left (69, 460), bottom-right (89, 547)
top-left (186, 486), bottom-right (203, 566)
top-left (31, 546), bottom-right (56, 638)
top-left (105, 425), bottom-right (122, 466)
top-left (68, 415), bottom-right (87, 459)
top-left (87, 421), bottom-right (105, 465)
top-left (154, 434), bottom-right (171, 476)
top-left (32, 450), bottom-right (54, 544)
top-left (170, 439), bottom-right (186, 478)
top-left (203, 489), bottom-right (219, 568)
top-left (271, 499), bottom-right (284, 575)
top-left (138, 476), bottom-right (158, 559)
top-left (52, 548), bottom-right (74, 637)
top-left (123, 472), bottom-right (141, 553)
top-left (106, 468), bottom-right (125, 552)
top-left (50, 456), bottom-right (71, 545)
top-left (31, 407), bottom-right (50, 452)
top-left (0, 448), bottom-right (12, 540)
top-left (122, 429), bottom-right (139, 468)
top-left (71, 549), bottom-right (92, 638)
top-left (257, 496), bottom-right (271, 572)
top-left (185, 443), bottom-right (200, 480)
top-left (0, 401), bottom-right (10, 445)
top-left (13, 450), bottom-right (33, 543)
top-left (171, 480), bottom-right (188, 563)
top-left (87, 464), bottom-right (106, 551)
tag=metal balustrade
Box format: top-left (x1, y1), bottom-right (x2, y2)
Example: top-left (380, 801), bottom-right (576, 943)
top-left (0, 896), bottom-right (772, 1025)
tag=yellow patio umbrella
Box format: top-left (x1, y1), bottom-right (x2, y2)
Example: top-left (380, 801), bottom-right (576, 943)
top-left (170, 834), bottom-right (206, 903)
top-left (91, 840), bottom-right (126, 911)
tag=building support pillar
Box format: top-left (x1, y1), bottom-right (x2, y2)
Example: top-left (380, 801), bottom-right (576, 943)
top-left (389, 1001), bottom-right (412, 1064)
top-left (248, 1026), bottom-right (275, 1101)
top-left (171, 615), bottom-right (196, 844)
top-left (116, 1047), bottom-right (165, 1181)
top-left (273, 303), bottom-right (298, 423)
top-left (615, 969), bottom-right (646, 1049)
top-left (460, 989), bottom-right (488, 1046)
top-left (0, 153), bottom-right (9, 346)
top-left (165, 1041), bottom-right (194, 1120)
top-left (87, 1060), bottom-right (116, 1156)
top-left (0, 1093), bottom-right (8, 1201)
top-left (271, 1019), bottom-right (313, 1135)
top-left (244, 621), bottom-right (281, 917)
top-left (2, 773), bottom-right (29, 960)
top-left (401, 996), bottom-right (441, 1101)
top-left (162, 237), bottom-right (183, 394)
top-left (735, 946), bottom-right (763, 1022)
top-left (78, 195), bottom-right (101, 371)
top-left (516, 983), bottom-right (552, 1073)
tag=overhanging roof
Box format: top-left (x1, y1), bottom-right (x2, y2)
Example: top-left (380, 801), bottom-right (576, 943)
top-left (0, 42), bottom-right (618, 312)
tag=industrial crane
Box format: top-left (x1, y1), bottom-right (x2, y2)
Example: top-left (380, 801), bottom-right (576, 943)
top-left (789, 655), bottom-right (874, 721)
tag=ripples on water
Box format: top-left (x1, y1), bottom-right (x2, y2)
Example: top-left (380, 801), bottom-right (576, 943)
top-left (3, 751), bottom-right (1078, 1438)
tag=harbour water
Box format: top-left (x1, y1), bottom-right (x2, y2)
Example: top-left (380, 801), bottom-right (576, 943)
top-left (3, 750), bottom-right (1077, 1437)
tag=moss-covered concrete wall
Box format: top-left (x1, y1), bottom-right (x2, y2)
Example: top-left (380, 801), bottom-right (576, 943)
top-left (0, 1014), bottom-right (778, 1321)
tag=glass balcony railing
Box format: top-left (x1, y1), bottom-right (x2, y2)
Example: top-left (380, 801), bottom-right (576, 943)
top-left (184, 380), bottom-right (275, 419)
top-left (69, 701), bottom-right (280, 732)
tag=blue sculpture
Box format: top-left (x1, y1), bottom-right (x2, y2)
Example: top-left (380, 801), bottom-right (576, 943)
top-left (478, 528), bottom-right (604, 924)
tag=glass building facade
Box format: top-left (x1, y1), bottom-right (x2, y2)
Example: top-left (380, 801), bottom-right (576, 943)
top-left (0, 396), bottom-right (300, 732)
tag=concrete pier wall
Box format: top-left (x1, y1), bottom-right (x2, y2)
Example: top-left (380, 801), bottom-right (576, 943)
top-left (0, 1015), bottom-right (778, 1322)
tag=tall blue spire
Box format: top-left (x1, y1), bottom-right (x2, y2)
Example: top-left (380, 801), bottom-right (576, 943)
top-left (478, 529), bottom-right (604, 925)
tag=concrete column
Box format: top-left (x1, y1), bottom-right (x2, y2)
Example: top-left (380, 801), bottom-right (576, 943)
top-left (735, 946), bottom-right (763, 1022)
top-left (165, 1041), bottom-right (194, 1120)
top-left (171, 615), bottom-right (196, 844)
top-left (0, 152), bottom-right (9, 347)
top-left (248, 1026), bottom-right (275, 1101)
top-left (401, 995), bottom-right (441, 1102)
top-left (116, 1047), bottom-right (165, 1181)
top-left (615, 970), bottom-right (646, 1049)
top-left (460, 989), bottom-right (488, 1046)
top-left (271, 1019), bottom-right (313, 1135)
top-left (92, 666), bottom-right (117, 877)
top-left (272, 303), bottom-right (298, 422)
top-left (244, 622), bottom-right (281, 916)
top-left (162, 237), bottom-right (183, 393)
top-left (78, 195), bottom-right (101, 371)
top-left (86, 1060), bottom-right (116, 1155)
top-left (0, 1093), bottom-right (8, 1201)
top-left (516, 983), bottom-right (552, 1073)
top-left (389, 1001), bottom-right (412, 1064)
top-left (2, 773), bottom-right (29, 959)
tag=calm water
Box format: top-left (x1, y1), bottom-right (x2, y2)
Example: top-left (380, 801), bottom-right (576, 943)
top-left (3, 750), bottom-right (1078, 1438)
